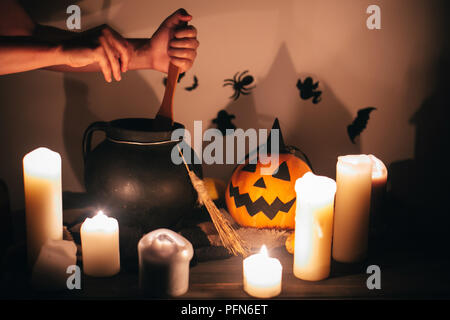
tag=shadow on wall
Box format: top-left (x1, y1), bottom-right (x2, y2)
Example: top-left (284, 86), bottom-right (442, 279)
top-left (62, 75), bottom-right (99, 190)
top-left (62, 71), bottom-right (160, 189)
top-left (204, 42), bottom-right (360, 182)
top-left (388, 54), bottom-right (450, 222)
top-left (386, 0), bottom-right (450, 238)
top-left (18, 0), bottom-right (107, 23)
top-left (202, 93), bottom-right (260, 183)
top-left (203, 43), bottom-right (298, 183)
top-left (286, 79), bottom-right (360, 179)
top-left (254, 42), bottom-right (360, 178)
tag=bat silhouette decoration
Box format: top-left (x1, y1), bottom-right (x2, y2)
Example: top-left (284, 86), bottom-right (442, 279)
top-left (163, 72), bottom-right (185, 86)
top-left (347, 107), bottom-right (377, 143)
top-left (185, 75), bottom-right (198, 91)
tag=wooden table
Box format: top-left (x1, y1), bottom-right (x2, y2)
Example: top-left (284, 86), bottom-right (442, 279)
top-left (2, 241), bottom-right (449, 300)
top-left (2, 196), bottom-right (450, 300)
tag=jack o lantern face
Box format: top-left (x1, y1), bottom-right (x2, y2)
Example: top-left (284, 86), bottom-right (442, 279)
top-left (225, 153), bottom-right (311, 229)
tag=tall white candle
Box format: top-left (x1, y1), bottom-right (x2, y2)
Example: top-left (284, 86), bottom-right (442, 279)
top-left (369, 155), bottom-right (388, 210)
top-left (294, 172), bottom-right (336, 281)
top-left (81, 211), bottom-right (120, 277)
top-left (23, 147), bottom-right (63, 266)
top-left (138, 229), bottom-right (193, 297)
top-left (243, 245), bottom-right (282, 298)
top-left (332, 155), bottom-right (372, 263)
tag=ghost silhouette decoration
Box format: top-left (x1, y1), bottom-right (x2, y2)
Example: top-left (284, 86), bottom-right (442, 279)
top-left (296, 77), bottom-right (322, 104)
top-left (212, 110), bottom-right (236, 135)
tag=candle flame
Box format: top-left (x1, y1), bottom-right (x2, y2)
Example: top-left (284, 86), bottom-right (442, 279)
top-left (96, 210), bottom-right (105, 217)
top-left (260, 245), bottom-right (268, 257)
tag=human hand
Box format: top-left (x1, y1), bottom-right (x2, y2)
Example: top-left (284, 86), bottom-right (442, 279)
top-left (148, 8), bottom-right (199, 73)
top-left (62, 24), bottom-right (132, 82)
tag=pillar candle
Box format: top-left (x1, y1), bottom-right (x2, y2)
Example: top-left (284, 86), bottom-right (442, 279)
top-left (332, 155), bottom-right (372, 263)
top-left (243, 245), bottom-right (282, 298)
top-left (80, 211), bottom-right (120, 277)
top-left (138, 229), bottom-right (193, 297)
top-left (369, 155), bottom-right (388, 209)
top-left (23, 147), bottom-right (63, 266)
top-left (294, 172), bottom-right (336, 281)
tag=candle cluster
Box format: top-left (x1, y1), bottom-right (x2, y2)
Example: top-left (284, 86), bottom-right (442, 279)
top-left (243, 154), bottom-right (387, 298)
top-left (22, 146), bottom-right (387, 298)
top-left (22, 147), bottom-right (195, 296)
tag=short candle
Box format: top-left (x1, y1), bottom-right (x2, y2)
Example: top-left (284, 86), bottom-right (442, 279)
top-left (138, 228), bottom-right (193, 297)
top-left (243, 245), bottom-right (282, 298)
top-left (80, 210), bottom-right (120, 277)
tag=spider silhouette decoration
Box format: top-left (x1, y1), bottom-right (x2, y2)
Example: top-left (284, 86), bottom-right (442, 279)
top-left (224, 70), bottom-right (256, 100)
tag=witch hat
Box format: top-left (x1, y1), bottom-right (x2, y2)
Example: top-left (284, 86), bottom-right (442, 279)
top-left (243, 118), bottom-right (286, 162)
top-left (265, 118), bottom-right (287, 154)
top-left (261, 118), bottom-right (314, 171)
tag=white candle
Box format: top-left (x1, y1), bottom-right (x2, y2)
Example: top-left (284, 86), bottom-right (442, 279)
top-left (138, 229), bottom-right (193, 297)
top-left (294, 172), bottom-right (336, 281)
top-left (243, 245), bottom-right (282, 298)
top-left (368, 155), bottom-right (388, 234)
top-left (332, 155), bottom-right (372, 263)
top-left (23, 147), bottom-right (63, 266)
top-left (81, 210), bottom-right (120, 277)
top-left (369, 155), bottom-right (388, 208)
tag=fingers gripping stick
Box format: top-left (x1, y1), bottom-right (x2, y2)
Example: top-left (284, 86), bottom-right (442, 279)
top-left (155, 19), bottom-right (188, 130)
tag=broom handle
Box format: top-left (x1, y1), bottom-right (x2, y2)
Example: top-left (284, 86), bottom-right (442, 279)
top-left (177, 145), bottom-right (191, 172)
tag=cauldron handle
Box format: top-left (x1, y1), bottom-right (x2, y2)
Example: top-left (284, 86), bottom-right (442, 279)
top-left (82, 121), bottom-right (108, 162)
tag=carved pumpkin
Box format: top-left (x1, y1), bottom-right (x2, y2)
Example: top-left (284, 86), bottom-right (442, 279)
top-left (225, 119), bottom-right (312, 229)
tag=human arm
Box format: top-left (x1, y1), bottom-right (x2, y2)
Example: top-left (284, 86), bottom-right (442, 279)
top-left (0, 2), bottom-right (199, 82)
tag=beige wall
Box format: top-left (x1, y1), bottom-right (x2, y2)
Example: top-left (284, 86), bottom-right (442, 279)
top-left (0, 0), bottom-right (445, 210)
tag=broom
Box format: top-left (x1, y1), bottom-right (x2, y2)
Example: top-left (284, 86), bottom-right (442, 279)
top-left (177, 145), bottom-right (249, 257)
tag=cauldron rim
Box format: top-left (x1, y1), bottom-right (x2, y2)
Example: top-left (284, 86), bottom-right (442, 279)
top-left (106, 118), bottom-right (185, 144)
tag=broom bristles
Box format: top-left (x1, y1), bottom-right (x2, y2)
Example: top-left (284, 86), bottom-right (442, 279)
top-left (178, 147), bottom-right (249, 256)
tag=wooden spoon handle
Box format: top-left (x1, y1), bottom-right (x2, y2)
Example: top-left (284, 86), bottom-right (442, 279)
top-left (156, 63), bottom-right (181, 123)
top-left (154, 20), bottom-right (187, 129)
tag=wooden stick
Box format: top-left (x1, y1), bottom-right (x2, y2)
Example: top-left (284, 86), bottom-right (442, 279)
top-left (177, 146), bottom-right (249, 257)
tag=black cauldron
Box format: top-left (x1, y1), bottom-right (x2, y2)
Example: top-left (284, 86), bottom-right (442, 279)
top-left (82, 118), bottom-right (201, 231)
